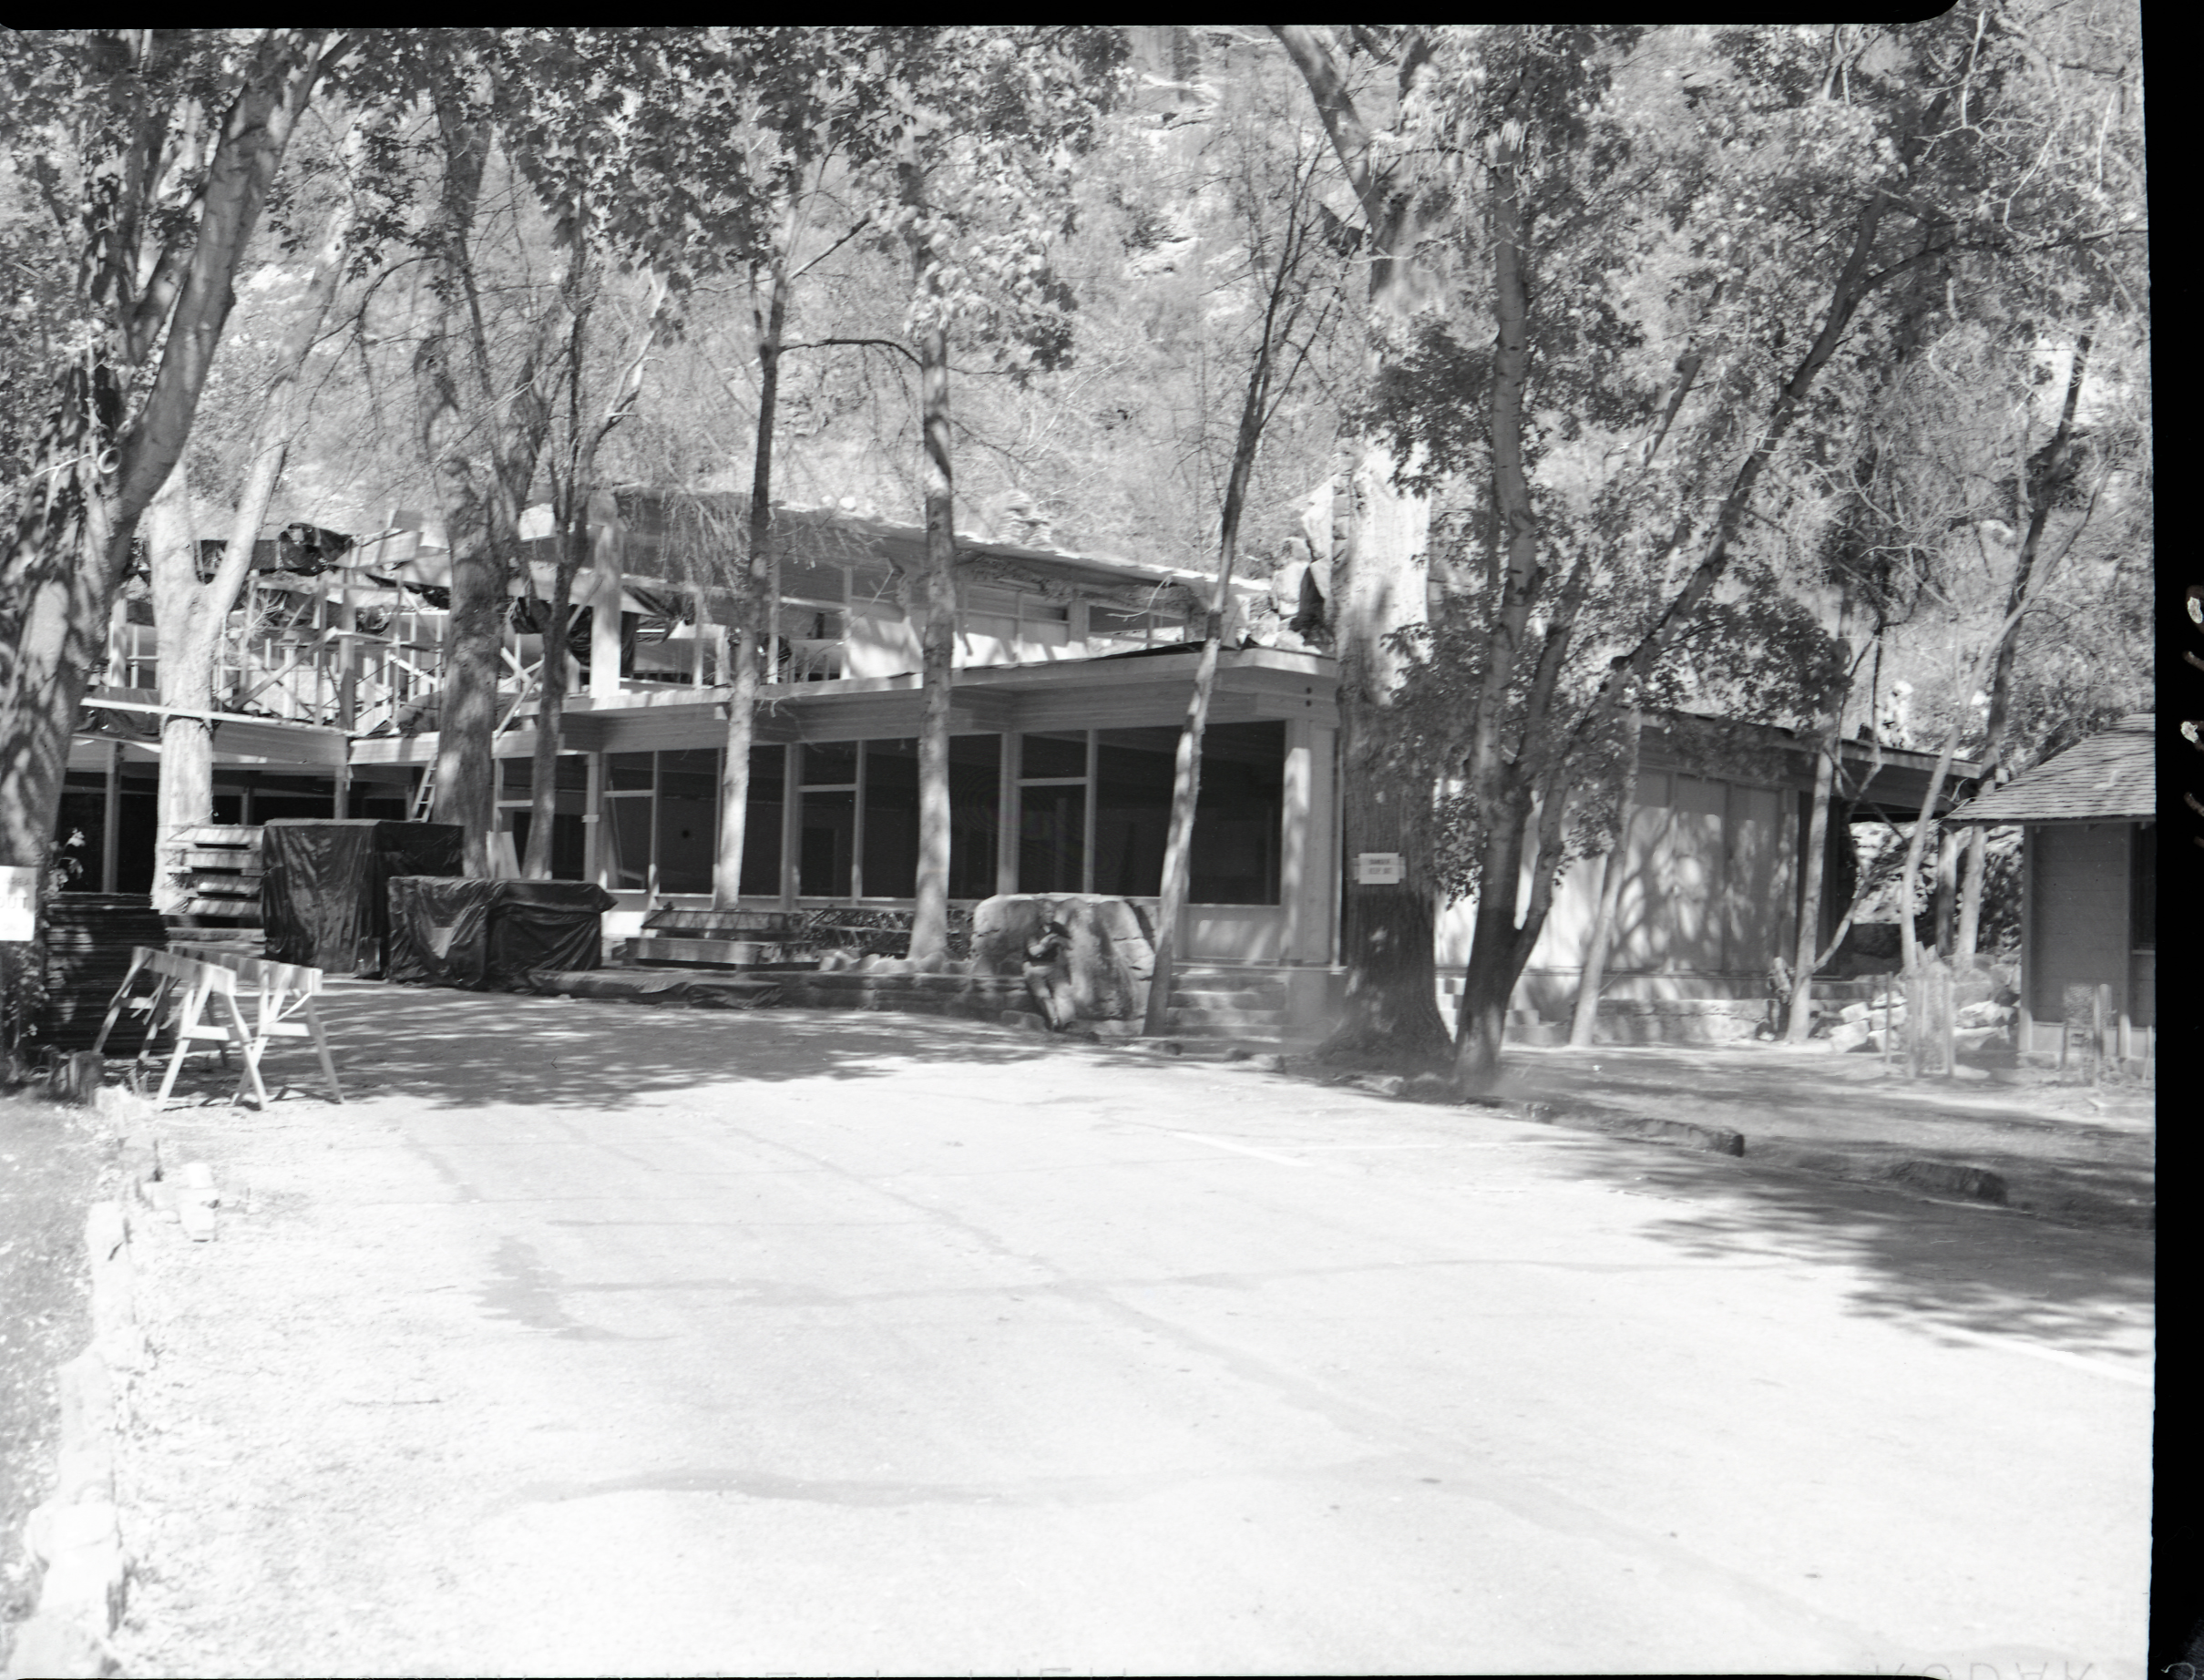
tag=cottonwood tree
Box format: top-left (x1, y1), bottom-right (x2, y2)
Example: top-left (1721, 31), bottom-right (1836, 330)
top-left (142, 129), bottom-right (377, 908)
top-left (0, 29), bottom-right (363, 878)
top-left (387, 29), bottom-right (782, 876)
top-left (405, 53), bottom-right (557, 876)
top-left (1378, 16), bottom-right (2090, 1090)
top-left (1273, 25), bottom-right (1456, 1060)
top-left (1143, 84), bottom-right (1347, 1031)
top-left (844, 26), bottom-right (1129, 963)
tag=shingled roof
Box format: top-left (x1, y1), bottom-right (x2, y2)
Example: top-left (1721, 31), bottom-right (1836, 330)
top-left (1944, 713), bottom-right (2155, 825)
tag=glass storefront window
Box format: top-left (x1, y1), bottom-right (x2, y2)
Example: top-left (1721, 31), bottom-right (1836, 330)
top-left (1019, 783), bottom-right (1085, 894)
top-left (948, 735), bottom-right (999, 900)
top-left (800, 787), bottom-right (856, 896)
top-left (654, 747), bottom-right (718, 894)
top-left (1020, 732), bottom-right (1087, 780)
top-left (608, 795), bottom-right (651, 891)
top-left (802, 740), bottom-right (859, 785)
top-left (861, 738), bottom-right (919, 899)
top-left (740, 745), bottom-right (784, 898)
top-left (1093, 726), bottom-right (1179, 897)
top-left (1189, 721), bottom-right (1284, 906)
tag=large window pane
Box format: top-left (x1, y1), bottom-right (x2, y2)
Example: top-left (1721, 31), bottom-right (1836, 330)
top-left (740, 745), bottom-right (784, 898)
top-left (800, 788), bottom-right (856, 897)
top-left (1094, 726), bottom-right (1178, 897)
top-left (1019, 784), bottom-right (1085, 894)
top-left (609, 797), bottom-right (651, 890)
top-left (655, 748), bottom-right (718, 893)
top-left (861, 738), bottom-right (918, 899)
top-left (610, 752), bottom-right (654, 791)
top-left (509, 811), bottom-right (587, 881)
top-left (949, 734), bottom-right (999, 900)
top-left (1020, 731), bottom-right (1087, 779)
top-left (802, 739), bottom-right (858, 785)
top-left (1189, 721), bottom-right (1284, 905)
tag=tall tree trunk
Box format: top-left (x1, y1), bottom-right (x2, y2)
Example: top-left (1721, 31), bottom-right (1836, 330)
top-left (155, 188), bottom-right (355, 901)
top-left (416, 92), bottom-right (548, 879)
top-left (522, 525), bottom-right (579, 880)
top-left (1451, 120), bottom-right (1544, 1091)
top-left (1784, 595), bottom-right (1856, 1040)
top-left (1143, 191), bottom-right (1310, 1035)
top-left (1325, 455), bottom-right (1450, 1059)
top-left (1784, 737), bottom-right (1840, 1042)
top-left (1569, 708), bottom-right (1644, 1047)
top-left (1954, 825), bottom-right (1986, 961)
top-left (435, 535), bottom-right (504, 877)
top-left (1958, 335), bottom-right (2090, 963)
top-left (0, 368), bottom-right (127, 876)
top-left (1274, 25), bottom-right (1451, 1063)
top-left (1932, 826), bottom-right (1958, 959)
top-left (909, 318), bottom-right (956, 964)
top-left (1454, 804), bottom-right (1530, 1085)
top-left (905, 175), bottom-right (956, 967)
top-left (1896, 724), bottom-right (1963, 976)
top-left (716, 253), bottom-right (789, 907)
top-left (144, 470), bottom-right (215, 913)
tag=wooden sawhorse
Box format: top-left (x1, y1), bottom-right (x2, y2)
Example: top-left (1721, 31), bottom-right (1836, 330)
top-left (92, 946), bottom-right (344, 1108)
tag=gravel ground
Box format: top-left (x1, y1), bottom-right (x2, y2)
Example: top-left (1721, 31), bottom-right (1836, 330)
top-left (0, 1088), bottom-right (120, 1665)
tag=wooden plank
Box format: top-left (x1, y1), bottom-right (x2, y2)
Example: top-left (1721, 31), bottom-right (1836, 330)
top-left (174, 847), bottom-right (262, 870)
top-left (179, 825), bottom-right (262, 846)
top-left (179, 872), bottom-right (262, 894)
top-left (174, 898), bottom-right (264, 922)
top-left (632, 937), bottom-right (817, 968)
top-left (641, 908), bottom-right (801, 935)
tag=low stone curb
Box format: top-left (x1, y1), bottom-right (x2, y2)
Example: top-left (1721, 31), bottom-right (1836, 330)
top-left (5, 1081), bottom-right (155, 1680)
top-left (1247, 1059), bottom-right (2144, 1228)
top-left (5, 1199), bottom-right (142, 1680)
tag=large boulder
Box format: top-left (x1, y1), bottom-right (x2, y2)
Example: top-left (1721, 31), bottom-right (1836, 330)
top-left (971, 894), bottom-right (1157, 1021)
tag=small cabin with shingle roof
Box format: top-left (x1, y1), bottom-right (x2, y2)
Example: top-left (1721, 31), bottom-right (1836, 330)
top-left (1944, 712), bottom-right (2155, 1056)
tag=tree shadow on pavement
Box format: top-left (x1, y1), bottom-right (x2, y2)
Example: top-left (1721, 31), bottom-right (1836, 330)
top-left (174, 984), bottom-right (1079, 1116)
top-left (1557, 1138), bottom-right (2152, 1359)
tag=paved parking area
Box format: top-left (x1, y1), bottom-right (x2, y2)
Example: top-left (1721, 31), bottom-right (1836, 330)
top-left (106, 989), bottom-right (2151, 1676)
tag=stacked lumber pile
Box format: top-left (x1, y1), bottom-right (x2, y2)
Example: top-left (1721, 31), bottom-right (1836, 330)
top-left (623, 907), bottom-right (820, 970)
top-left (163, 825), bottom-right (263, 958)
top-left (37, 894), bottom-right (168, 1051)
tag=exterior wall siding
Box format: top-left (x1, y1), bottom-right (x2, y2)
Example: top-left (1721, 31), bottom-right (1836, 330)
top-left (1433, 769), bottom-right (1799, 1021)
top-left (2026, 822), bottom-right (2131, 1028)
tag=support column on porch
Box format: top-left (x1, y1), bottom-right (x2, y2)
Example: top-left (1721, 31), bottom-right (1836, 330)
top-left (102, 742), bottom-right (122, 893)
top-left (589, 517), bottom-right (623, 701)
top-left (779, 743), bottom-right (801, 910)
top-left (1279, 718), bottom-right (1338, 1033)
top-left (584, 752), bottom-right (606, 888)
top-left (995, 733), bottom-right (1020, 898)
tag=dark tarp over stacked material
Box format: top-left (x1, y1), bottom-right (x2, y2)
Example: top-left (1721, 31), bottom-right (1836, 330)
top-left (483, 880), bottom-right (615, 987)
top-left (261, 821), bottom-right (464, 977)
top-left (386, 876), bottom-right (615, 990)
top-left (384, 876), bottom-right (496, 988)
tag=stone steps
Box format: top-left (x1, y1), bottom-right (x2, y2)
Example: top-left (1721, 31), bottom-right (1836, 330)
top-left (1161, 966), bottom-right (1288, 1040)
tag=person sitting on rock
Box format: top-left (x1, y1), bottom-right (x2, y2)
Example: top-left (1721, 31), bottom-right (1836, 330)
top-left (1022, 919), bottom-right (1077, 1031)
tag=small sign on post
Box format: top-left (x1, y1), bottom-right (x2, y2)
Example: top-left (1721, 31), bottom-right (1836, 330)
top-left (1355, 852), bottom-right (1405, 886)
top-left (0, 866), bottom-right (36, 942)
